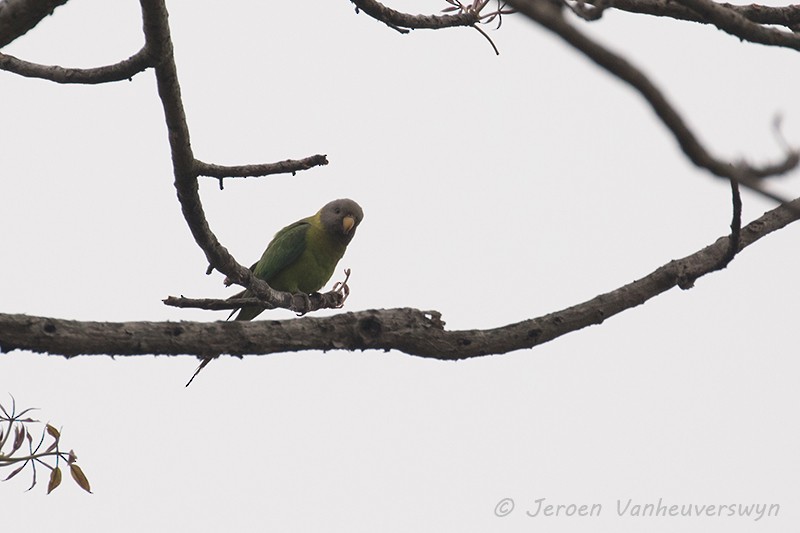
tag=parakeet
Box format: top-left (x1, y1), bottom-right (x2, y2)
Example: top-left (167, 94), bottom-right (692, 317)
top-left (185, 198), bottom-right (363, 386)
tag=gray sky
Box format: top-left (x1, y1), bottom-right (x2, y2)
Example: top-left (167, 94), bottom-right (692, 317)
top-left (2, 1), bottom-right (799, 531)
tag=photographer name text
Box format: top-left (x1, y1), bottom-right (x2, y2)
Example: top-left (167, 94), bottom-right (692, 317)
top-left (494, 497), bottom-right (779, 521)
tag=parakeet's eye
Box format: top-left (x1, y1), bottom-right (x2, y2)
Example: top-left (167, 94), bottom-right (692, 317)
top-left (335, 208), bottom-right (341, 214)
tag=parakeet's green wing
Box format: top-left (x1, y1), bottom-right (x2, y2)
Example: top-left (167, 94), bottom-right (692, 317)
top-left (252, 220), bottom-right (310, 283)
top-left (227, 221), bottom-right (311, 322)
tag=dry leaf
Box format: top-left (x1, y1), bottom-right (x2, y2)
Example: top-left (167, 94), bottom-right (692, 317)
top-left (47, 467), bottom-right (62, 494)
top-left (69, 464), bottom-right (92, 494)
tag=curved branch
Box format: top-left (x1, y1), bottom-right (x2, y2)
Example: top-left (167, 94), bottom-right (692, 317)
top-left (350, 0), bottom-right (480, 32)
top-left (0, 0), bottom-right (69, 49)
top-left (139, 0), bottom-right (336, 315)
top-left (3, 196), bottom-right (798, 360)
top-left (508, 0), bottom-right (800, 202)
top-left (139, 0), bottom-right (258, 295)
top-left (0, 46), bottom-right (152, 84)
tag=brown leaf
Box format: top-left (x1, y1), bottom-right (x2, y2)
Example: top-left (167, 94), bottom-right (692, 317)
top-left (47, 467), bottom-right (62, 494)
top-left (46, 424), bottom-right (61, 440)
top-left (69, 464), bottom-right (92, 493)
top-left (3, 463), bottom-right (26, 481)
top-left (10, 427), bottom-right (24, 455)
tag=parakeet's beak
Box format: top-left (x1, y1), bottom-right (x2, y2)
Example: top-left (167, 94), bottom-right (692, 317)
top-left (343, 215), bottom-right (356, 234)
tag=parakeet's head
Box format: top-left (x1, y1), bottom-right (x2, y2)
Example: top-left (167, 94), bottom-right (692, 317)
top-left (319, 198), bottom-right (363, 244)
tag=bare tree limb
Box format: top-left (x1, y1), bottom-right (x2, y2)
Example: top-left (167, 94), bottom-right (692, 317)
top-left (350, 0), bottom-right (480, 32)
top-left (195, 154), bottom-right (329, 189)
top-left (574, 0), bottom-right (800, 31)
top-left (674, 0), bottom-right (800, 51)
top-left (507, 0), bottom-right (800, 203)
top-left (0, 0), bottom-right (69, 49)
top-left (0, 46), bottom-right (152, 83)
top-left (2, 196), bottom-right (798, 360)
top-left (163, 287), bottom-right (347, 313)
top-left (139, 0), bottom-right (340, 315)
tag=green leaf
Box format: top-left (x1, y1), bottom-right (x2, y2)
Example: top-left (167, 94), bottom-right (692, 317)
top-left (47, 467), bottom-right (62, 494)
top-left (69, 464), bottom-right (91, 493)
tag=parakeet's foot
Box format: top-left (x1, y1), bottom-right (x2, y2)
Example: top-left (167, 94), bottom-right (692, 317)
top-left (331, 268), bottom-right (351, 308)
top-left (293, 292), bottom-right (313, 317)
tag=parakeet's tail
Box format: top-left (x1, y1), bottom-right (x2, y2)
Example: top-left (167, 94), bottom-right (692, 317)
top-left (231, 305), bottom-right (264, 321)
top-left (185, 357), bottom-right (212, 387)
top-left (226, 289), bottom-right (246, 321)
top-left (226, 289), bottom-right (265, 321)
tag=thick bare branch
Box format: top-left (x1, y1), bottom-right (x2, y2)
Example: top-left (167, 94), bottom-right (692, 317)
top-left (0, 47), bottom-right (151, 84)
top-left (0, 0), bottom-right (69, 49)
top-left (508, 0), bottom-right (800, 202)
top-left (3, 196), bottom-right (798, 360)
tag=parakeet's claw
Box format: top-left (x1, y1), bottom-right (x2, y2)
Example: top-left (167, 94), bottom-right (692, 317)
top-left (331, 268), bottom-right (351, 308)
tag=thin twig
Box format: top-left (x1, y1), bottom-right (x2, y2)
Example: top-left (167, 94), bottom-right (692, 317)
top-left (194, 154), bottom-right (329, 183)
top-left (472, 24), bottom-right (500, 55)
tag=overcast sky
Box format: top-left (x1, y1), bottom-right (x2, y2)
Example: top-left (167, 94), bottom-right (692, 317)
top-left (2, 1), bottom-right (799, 532)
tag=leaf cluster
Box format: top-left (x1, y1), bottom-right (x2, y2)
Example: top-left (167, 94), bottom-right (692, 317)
top-left (0, 396), bottom-right (91, 494)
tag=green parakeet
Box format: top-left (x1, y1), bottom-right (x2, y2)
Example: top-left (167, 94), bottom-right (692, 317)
top-left (186, 198), bottom-right (363, 386)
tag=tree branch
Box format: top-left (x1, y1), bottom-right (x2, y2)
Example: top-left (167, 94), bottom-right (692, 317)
top-left (3, 196), bottom-right (798, 360)
top-left (139, 0), bottom-right (340, 315)
top-left (0, 0), bottom-right (69, 49)
top-left (674, 0), bottom-right (800, 51)
top-left (195, 154), bottom-right (329, 188)
top-left (507, 0), bottom-right (800, 203)
top-left (163, 287), bottom-right (347, 313)
top-left (0, 46), bottom-right (152, 84)
top-left (574, 0), bottom-right (800, 32)
top-left (350, 0), bottom-right (481, 32)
